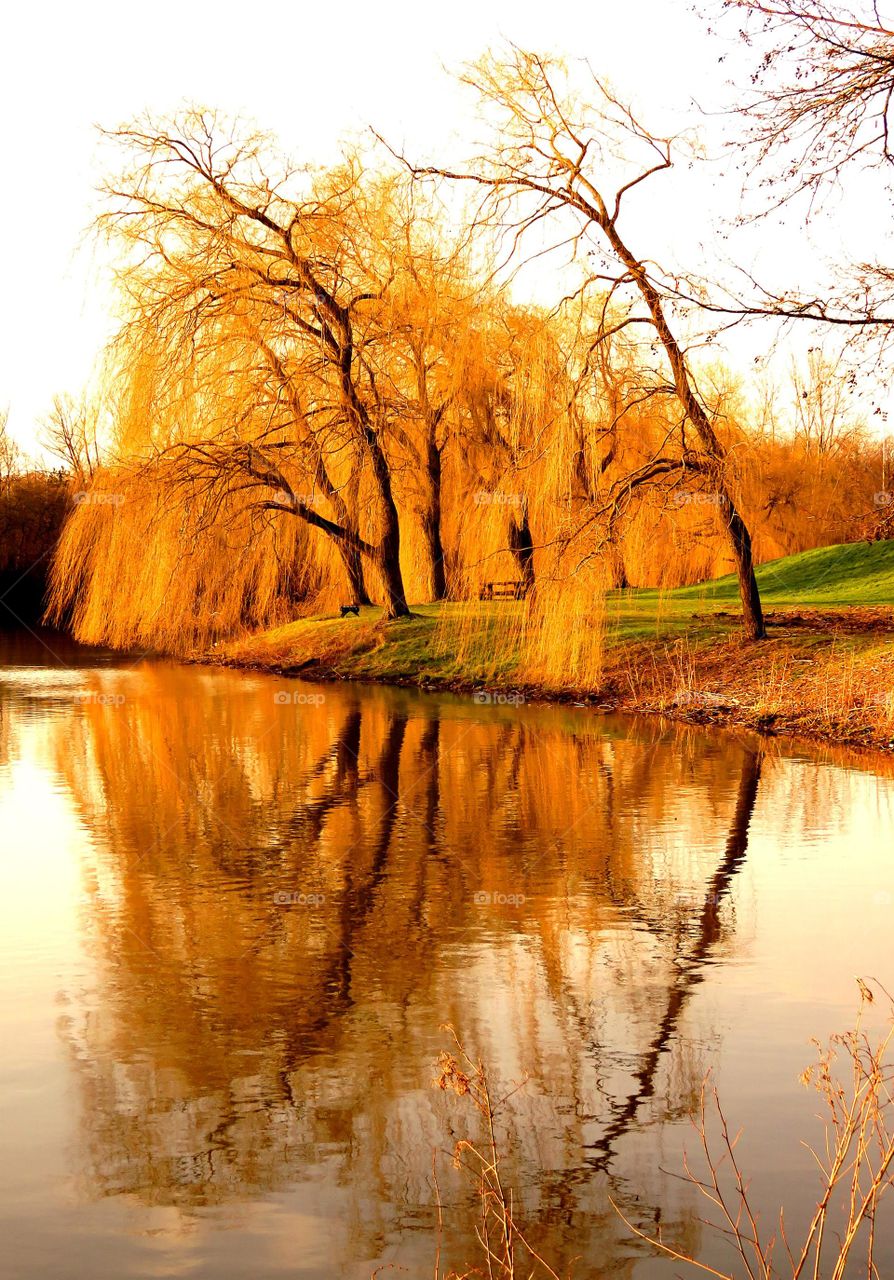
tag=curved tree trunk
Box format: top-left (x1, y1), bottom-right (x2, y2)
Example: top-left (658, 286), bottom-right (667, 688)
top-left (334, 342), bottom-right (411, 619)
top-left (271, 254), bottom-right (412, 620)
top-left (254, 339), bottom-right (374, 607)
top-left (601, 219), bottom-right (766, 640)
top-left (718, 491), bottom-right (765, 642)
top-left (586, 746), bottom-right (763, 1171)
top-left (362, 429), bottom-right (410, 619)
top-left (375, 503), bottom-right (411, 619)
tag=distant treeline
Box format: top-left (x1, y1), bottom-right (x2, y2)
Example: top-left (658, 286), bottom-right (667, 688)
top-left (0, 472), bottom-right (70, 624)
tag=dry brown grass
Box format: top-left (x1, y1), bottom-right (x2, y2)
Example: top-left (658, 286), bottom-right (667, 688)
top-left (616, 979), bottom-right (894, 1279)
top-left (432, 1026), bottom-right (564, 1280)
top-left (609, 624), bottom-right (894, 751)
top-left (427, 980), bottom-right (894, 1280)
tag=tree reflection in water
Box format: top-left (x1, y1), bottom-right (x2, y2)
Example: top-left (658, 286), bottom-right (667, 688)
top-left (47, 666), bottom-right (770, 1274)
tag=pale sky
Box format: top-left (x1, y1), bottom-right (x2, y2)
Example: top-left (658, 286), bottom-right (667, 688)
top-left (2, 0), bottom-right (889, 452)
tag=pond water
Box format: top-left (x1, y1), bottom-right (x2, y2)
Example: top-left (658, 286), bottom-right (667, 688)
top-left (0, 628), bottom-right (892, 1279)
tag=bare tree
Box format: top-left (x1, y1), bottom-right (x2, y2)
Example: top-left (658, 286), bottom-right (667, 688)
top-left (724, 0), bottom-right (894, 207)
top-left (677, 2), bottom-right (894, 347)
top-left (390, 50), bottom-right (766, 637)
top-left (0, 408), bottom-right (19, 496)
top-left (40, 395), bottom-right (102, 486)
top-left (790, 346), bottom-right (866, 455)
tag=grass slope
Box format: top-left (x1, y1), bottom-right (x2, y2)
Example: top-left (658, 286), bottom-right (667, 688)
top-left (605, 540), bottom-right (894, 641)
top-left (687, 539), bottom-right (894, 604)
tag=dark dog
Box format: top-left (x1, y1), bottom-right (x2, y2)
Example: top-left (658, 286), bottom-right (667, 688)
top-left (339, 604), bottom-right (361, 618)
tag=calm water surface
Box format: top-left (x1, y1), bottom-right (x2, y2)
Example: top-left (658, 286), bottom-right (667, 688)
top-left (1, 628), bottom-right (892, 1278)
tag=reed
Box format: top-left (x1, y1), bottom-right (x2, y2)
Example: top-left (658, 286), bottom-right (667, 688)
top-left (427, 980), bottom-right (894, 1280)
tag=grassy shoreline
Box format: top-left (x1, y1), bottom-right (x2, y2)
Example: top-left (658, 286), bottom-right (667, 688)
top-left (182, 541), bottom-right (894, 752)
top-left (209, 594), bottom-right (894, 755)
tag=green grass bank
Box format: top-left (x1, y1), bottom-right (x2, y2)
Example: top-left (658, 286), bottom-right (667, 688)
top-left (215, 541), bottom-right (894, 753)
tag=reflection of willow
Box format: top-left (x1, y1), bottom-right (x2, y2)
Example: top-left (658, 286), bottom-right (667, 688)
top-left (582, 748), bottom-right (763, 1172)
top-left (52, 671), bottom-right (765, 1269)
top-left (463, 742), bottom-right (764, 1256)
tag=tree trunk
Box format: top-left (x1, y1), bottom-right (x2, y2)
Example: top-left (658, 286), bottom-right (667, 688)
top-left (422, 437), bottom-right (448, 601)
top-left (337, 539), bottom-right (372, 606)
top-left (376, 504), bottom-right (411, 619)
top-left (600, 219), bottom-right (767, 640)
top-left (365, 436), bottom-right (410, 618)
top-left (252, 341), bottom-right (374, 606)
top-left (718, 491), bottom-right (765, 641)
top-left (609, 541), bottom-right (629, 590)
top-left (324, 465), bottom-right (372, 605)
top-left (422, 510), bottom-right (448, 601)
top-left (334, 356), bottom-right (411, 619)
top-left (508, 503), bottom-right (535, 594)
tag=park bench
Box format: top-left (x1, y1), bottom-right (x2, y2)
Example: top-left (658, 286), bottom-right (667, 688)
top-left (479, 580), bottom-right (528, 601)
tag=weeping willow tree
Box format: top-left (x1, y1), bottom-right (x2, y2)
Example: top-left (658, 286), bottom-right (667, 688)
top-left (48, 460), bottom-right (329, 654)
top-left (52, 114), bottom-right (427, 634)
top-left (443, 291), bottom-right (738, 601)
top-left (49, 110), bottom-right (621, 648)
top-left (362, 190), bottom-right (495, 602)
top-left (46, 295), bottom-right (363, 650)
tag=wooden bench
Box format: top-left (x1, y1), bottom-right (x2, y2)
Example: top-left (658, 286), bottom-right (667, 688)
top-left (479, 580), bottom-right (528, 601)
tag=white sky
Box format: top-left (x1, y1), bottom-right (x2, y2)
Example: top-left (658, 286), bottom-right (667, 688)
top-left (2, 0), bottom-right (890, 452)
